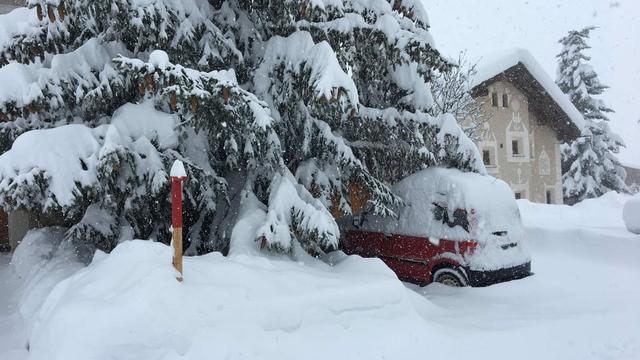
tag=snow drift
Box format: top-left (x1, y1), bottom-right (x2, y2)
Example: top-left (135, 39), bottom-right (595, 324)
top-left (10, 228), bottom-right (83, 337)
top-left (4, 192), bottom-right (640, 360)
top-left (22, 240), bottom-right (438, 360)
top-left (624, 194), bottom-right (640, 235)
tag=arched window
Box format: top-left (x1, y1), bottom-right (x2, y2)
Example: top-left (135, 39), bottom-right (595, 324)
top-left (539, 149), bottom-right (551, 176)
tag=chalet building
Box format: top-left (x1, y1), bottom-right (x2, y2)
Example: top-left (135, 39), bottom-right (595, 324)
top-left (469, 49), bottom-right (585, 204)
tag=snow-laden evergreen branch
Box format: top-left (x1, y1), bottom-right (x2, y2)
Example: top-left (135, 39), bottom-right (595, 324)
top-left (0, 0), bottom-right (484, 260)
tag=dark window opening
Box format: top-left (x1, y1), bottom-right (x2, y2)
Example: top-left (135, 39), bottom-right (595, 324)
top-left (512, 140), bottom-right (520, 155)
top-left (432, 203), bottom-right (470, 232)
top-left (502, 94), bottom-right (509, 107)
top-left (546, 190), bottom-right (553, 204)
top-left (515, 192), bottom-right (523, 200)
top-left (491, 92), bottom-right (499, 107)
top-left (482, 150), bottom-right (492, 165)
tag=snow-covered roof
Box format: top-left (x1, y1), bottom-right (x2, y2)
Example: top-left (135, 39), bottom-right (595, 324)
top-left (471, 48), bottom-right (586, 140)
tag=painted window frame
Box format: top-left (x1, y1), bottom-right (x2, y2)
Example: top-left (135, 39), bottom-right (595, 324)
top-left (506, 126), bottom-right (530, 162)
top-left (491, 92), bottom-right (499, 107)
top-left (545, 186), bottom-right (556, 205)
top-left (538, 149), bottom-right (551, 176)
top-left (478, 138), bottom-right (499, 174)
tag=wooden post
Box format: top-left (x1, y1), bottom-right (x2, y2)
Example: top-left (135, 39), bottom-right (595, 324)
top-left (170, 160), bottom-right (187, 282)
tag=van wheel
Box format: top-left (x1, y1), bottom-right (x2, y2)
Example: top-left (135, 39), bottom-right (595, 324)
top-left (433, 268), bottom-right (468, 287)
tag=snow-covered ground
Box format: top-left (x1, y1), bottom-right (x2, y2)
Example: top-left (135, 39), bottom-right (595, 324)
top-left (413, 192), bottom-right (640, 359)
top-left (0, 253), bottom-right (28, 360)
top-left (1, 193), bottom-right (639, 360)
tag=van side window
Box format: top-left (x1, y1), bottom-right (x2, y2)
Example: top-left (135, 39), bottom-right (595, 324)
top-left (432, 203), bottom-right (470, 232)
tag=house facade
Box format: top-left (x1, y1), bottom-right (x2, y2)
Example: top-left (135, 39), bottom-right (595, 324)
top-left (470, 50), bottom-right (585, 204)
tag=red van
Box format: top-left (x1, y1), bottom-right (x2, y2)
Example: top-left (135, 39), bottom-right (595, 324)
top-left (339, 168), bottom-right (532, 287)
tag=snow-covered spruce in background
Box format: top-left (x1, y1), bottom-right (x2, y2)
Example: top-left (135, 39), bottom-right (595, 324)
top-left (0, 1), bottom-right (484, 260)
top-left (556, 26), bottom-right (628, 205)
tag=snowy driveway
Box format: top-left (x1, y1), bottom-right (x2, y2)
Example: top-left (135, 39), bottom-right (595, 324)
top-left (0, 194), bottom-right (639, 360)
top-left (413, 231), bottom-right (639, 359)
top-left (412, 194), bottom-right (640, 359)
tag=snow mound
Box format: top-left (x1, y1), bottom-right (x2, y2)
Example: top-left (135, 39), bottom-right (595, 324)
top-left (472, 48), bottom-right (586, 133)
top-left (623, 194), bottom-right (640, 235)
top-left (10, 228), bottom-right (83, 336)
top-left (383, 167), bottom-right (523, 242)
top-left (26, 240), bottom-right (438, 360)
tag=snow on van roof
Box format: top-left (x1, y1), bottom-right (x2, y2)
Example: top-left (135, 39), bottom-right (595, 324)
top-left (471, 48), bottom-right (586, 135)
top-left (393, 167), bottom-right (514, 213)
top-left (388, 167), bottom-right (524, 242)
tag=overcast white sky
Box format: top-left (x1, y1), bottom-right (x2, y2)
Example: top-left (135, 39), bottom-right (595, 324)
top-left (424, 0), bottom-right (640, 167)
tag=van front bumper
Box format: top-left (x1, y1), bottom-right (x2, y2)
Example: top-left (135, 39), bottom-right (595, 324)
top-left (466, 262), bottom-right (532, 287)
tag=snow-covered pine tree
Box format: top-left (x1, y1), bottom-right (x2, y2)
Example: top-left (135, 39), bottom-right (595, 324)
top-left (556, 26), bottom-right (627, 205)
top-left (0, 0), bottom-right (484, 260)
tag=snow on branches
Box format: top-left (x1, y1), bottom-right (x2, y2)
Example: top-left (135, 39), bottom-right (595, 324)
top-left (0, 102), bottom-right (178, 260)
top-left (556, 27), bottom-right (627, 204)
top-left (0, 0), bottom-right (484, 260)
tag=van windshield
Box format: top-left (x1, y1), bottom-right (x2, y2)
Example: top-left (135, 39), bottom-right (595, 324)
top-left (432, 203), bottom-right (470, 233)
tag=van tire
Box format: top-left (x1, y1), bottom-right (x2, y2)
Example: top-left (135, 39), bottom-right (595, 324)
top-left (433, 268), bottom-right (468, 287)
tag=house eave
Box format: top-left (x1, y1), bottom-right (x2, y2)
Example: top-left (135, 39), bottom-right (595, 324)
top-left (471, 63), bottom-right (582, 142)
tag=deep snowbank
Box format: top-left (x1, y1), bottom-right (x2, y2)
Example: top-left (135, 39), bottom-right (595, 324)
top-left (10, 228), bottom-right (83, 337)
top-left (4, 192), bottom-right (639, 360)
top-left (23, 240), bottom-right (438, 360)
top-left (0, 253), bottom-right (27, 360)
top-left (624, 194), bottom-right (640, 234)
top-left (413, 191), bottom-right (640, 360)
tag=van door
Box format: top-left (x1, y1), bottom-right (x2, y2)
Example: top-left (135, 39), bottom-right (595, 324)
top-left (374, 234), bottom-right (433, 284)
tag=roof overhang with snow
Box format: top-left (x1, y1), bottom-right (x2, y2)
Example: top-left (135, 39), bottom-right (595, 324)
top-left (470, 49), bottom-right (586, 142)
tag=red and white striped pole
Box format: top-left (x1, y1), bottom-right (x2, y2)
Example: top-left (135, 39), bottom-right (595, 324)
top-left (170, 160), bottom-right (187, 282)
